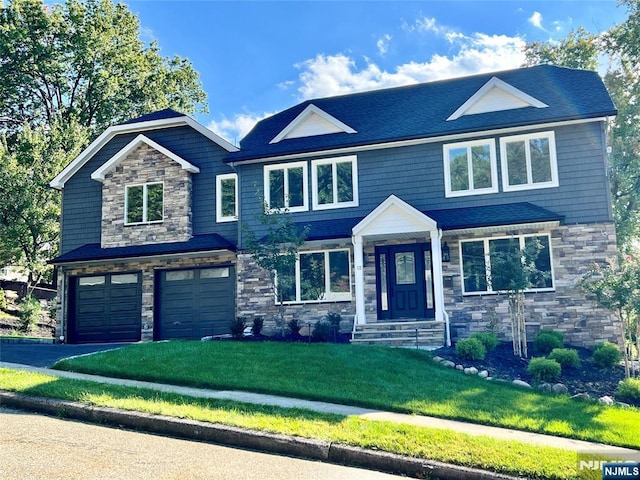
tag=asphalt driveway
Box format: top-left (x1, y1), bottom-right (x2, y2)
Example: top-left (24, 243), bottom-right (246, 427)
top-left (0, 343), bottom-right (131, 368)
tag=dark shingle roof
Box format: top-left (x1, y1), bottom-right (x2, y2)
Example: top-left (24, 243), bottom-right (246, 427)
top-left (227, 65), bottom-right (616, 163)
top-left (120, 108), bottom-right (186, 125)
top-left (297, 202), bottom-right (563, 241)
top-left (50, 234), bottom-right (235, 264)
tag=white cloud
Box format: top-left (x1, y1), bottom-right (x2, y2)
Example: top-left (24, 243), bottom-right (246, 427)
top-left (208, 111), bottom-right (274, 145)
top-left (293, 33), bottom-right (526, 100)
top-left (377, 33), bottom-right (392, 56)
top-left (402, 16), bottom-right (444, 35)
top-left (528, 11), bottom-right (544, 30)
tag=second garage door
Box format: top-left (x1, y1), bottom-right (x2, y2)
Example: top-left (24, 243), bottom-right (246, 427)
top-left (155, 266), bottom-right (235, 340)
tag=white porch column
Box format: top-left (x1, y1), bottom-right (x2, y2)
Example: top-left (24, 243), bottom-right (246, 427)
top-left (352, 234), bottom-right (366, 325)
top-left (429, 230), bottom-right (445, 324)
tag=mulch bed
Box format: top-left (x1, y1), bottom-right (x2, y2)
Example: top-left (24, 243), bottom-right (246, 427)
top-left (432, 341), bottom-right (631, 401)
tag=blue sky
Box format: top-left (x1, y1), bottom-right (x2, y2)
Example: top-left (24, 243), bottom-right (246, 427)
top-left (124, 0), bottom-right (627, 144)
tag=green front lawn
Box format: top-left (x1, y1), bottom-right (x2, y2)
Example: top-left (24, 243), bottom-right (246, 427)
top-left (52, 340), bottom-right (640, 449)
top-left (0, 368), bottom-right (582, 480)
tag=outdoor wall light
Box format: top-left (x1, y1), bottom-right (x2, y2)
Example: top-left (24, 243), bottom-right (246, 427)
top-left (441, 242), bottom-right (451, 262)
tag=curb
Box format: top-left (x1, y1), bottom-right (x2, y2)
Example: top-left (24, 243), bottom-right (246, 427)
top-left (0, 337), bottom-right (55, 344)
top-left (0, 391), bottom-right (523, 480)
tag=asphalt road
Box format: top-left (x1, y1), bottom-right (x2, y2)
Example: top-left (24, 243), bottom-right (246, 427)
top-left (0, 342), bottom-right (131, 367)
top-left (0, 408), bottom-right (404, 480)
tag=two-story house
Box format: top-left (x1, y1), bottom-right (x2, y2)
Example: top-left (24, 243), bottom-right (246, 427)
top-left (50, 65), bottom-right (620, 347)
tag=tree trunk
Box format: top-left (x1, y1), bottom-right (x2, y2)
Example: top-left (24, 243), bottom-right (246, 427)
top-left (510, 292), bottom-right (527, 358)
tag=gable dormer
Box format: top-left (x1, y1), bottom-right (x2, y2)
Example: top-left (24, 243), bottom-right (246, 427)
top-left (269, 104), bottom-right (357, 144)
top-left (447, 77), bottom-right (548, 121)
top-left (93, 135), bottom-right (199, 248)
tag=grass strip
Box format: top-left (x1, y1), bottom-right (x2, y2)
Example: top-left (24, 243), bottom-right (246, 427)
top-left (0, 367), bottom-right (580, 480)
top-left (53, 341), bottom-right (640, 449)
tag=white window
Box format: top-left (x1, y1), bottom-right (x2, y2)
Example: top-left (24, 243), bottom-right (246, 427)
top-left (276, 249), bottom-right (352, 303)
top-left (311, 155), bottom-right (358, 209)
top-left (500, 131), bottom-right (558, 192)
top-left (264, 162), bottom-right (308, 212)
top-left (460, 234), bottom-right (554, 295)
top-left (125, 182), bottom-right (163, 225)
top-left (443, 139), bottom-right (498, 197)
top-left (216, 173), bottom-right (238, 222)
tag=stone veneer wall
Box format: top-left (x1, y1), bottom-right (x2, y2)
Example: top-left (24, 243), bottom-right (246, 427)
top-left (441, 222), bottom-right (621, 347)
top-left (101, 144), bottom-right (192, 248)
top-left (56, 252), bottom-right (236, 342)
top-left (236, 239), bottom-right (356, 334)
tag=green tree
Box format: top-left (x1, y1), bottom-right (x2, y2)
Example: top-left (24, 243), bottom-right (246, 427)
top-left (579, 255), bottom-right (640, 378)
top-left (522, 27), bottom-right (600, 71)
top-left (0, 0), bottom-right (208, 287)
top-left (243, 203), bottom-right (309, 336)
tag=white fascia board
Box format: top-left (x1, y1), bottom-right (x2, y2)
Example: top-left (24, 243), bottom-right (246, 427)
top-left (353, 194), bottom-right (438, 237)
top-left (91, 134), bottom-right (200, 182)
top-left (269, 104), bottom-right (357, 144)
top-left (447, 77), bottom-right (548, 121)
top-left (50, 115), bottom-right (237, 189)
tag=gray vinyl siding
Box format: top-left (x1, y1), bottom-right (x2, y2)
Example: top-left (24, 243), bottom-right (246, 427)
top-left (237, 120), bottom-right (611, 245)
top-left (60, 126), bottom-right (238, 255)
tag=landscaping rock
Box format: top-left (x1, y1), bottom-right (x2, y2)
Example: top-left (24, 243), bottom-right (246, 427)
top-left (478, 370), bottom-right (489, 379)
top-left (512, 380), bottom-right (532, 388)
top-left (432, 356), bottom-right (443, 363)
top-left (538, 383), bottom-right (552, 393)
top-left (455, 364), bottom-right (464, 371)
top-left (571, 393), bottom-right (591, 401)
top-left (615, 401), bottom-right (631, 408)
top-left (464, 367), bottom-right (478, 376)
top-left (201, 336), bottom-right (213, 342)
top-left (552, 383), bottom-right (569, 395)
top-left (441, 360), bottom-right (455, 369)
top-left (598, 395), bottom-right (615, 405)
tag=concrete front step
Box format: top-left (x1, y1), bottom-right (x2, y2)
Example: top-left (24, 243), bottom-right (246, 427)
top-left (351, 321), bottom-right (445, 348)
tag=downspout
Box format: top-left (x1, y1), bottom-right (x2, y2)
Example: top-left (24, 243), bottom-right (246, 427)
top-left (439, 229), bottom-right (451, 347)
top-left (59, 266), bottom-right (66, 343)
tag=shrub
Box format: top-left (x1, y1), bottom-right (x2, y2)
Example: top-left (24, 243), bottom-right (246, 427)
top-left (325, 312), bottom-right (342, 330)
top-left (592, 342), bottom-right (622, 369)
top-left (527, 357), bottom-right (561, 382)
top-left (311, 320), bottom-right (332, 342)
top-left (251, 317), bottom-right (264, 336)
top-left (287, 318), bottom-right (302, 337)
top-left (615, 378), bottom-right (640, 404)
top-left (470, 332), bottom-right (499, 351)
top-left (548, 348), bottom-right (581, 369)
top-left (18, 295), bottom-right (41, 334)
top-left (229, 317), bottom-right (246, 340)
top-left (455, 337), bottom-right (486, 361)
top-left (533, 330), bottom-right (563, 354)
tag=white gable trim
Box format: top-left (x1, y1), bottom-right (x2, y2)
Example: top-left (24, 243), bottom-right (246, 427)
top-left (447, 77), bottom-right (548, 121)
top-left (51, 115), bottom-right (237, 189)
top-left (269, 104), bottom-right (357, 144)
top-left (353, 194), bottom-right (438, 238)
top-left (90, 135), bottom-right (199, 182)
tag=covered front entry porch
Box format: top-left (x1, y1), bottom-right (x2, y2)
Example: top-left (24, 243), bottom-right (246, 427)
top-left (351, 195), bottom-right (450, 348)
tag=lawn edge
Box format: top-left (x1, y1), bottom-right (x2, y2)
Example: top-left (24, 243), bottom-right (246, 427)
top-left (0, 390), bottom-right (523, 480)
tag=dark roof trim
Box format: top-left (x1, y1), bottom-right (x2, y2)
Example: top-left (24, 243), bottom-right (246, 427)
top-left (50, 234), bottom-right (236, 265)
top-left (295, 203), bottom-right (564, 241)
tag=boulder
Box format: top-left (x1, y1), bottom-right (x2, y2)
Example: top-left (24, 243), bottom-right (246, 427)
top-left (538, 382), bottom-right (552, 393)
top-left (598, 396), bottom-right (615, 405)
top-left (571, 393), bottom-right (591, 401)
top-left (432, 356), bottom-right (444, 363)
top-left (478, 370), bottom-right (489, 379)
top-left (512, 379), bottom-right (532, 389)
top-left (455, 364), bottom-right (464, 371)
top-left (441, 360), bottom-right (456, 369)
top-left (552, 383), bottom-right (569, 395)
top-left (464, 367), bottom-right (479, 376)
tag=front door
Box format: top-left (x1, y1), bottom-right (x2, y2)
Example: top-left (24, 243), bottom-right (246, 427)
top-left (376, 243), bottom-right (435, 320)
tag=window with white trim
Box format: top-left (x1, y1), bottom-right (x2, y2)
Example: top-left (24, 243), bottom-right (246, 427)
top-left (460, 234), bottom-right (553, 295)
top-left (443, 139), bottom-right (498, 197)
top-left (500, 131), bottom-right (558, 191)
top-left (311, 155), bottom-right (358, 209)
top-left (276, 249), bottom-right (351, 303)
top-left (216, 173), bottom-right (238, 222)
top-left (125, 182), bottom-right (163, 225)
top-left (264, 162), bottom-right (308, 212)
